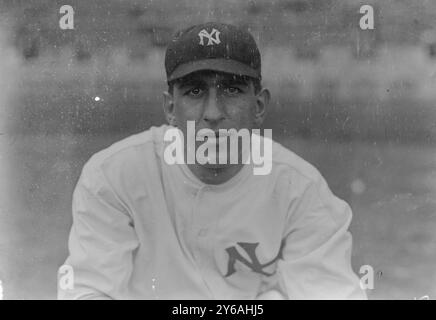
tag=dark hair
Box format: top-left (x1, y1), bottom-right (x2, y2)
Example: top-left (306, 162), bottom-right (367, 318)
top-left (167, 74), bottom-right (262, 95)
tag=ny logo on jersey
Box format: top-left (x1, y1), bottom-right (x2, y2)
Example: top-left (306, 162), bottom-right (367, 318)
top-left (224, 240), bottom-right (285, 277)
top-left (198, 28), bottom-right (221, 46)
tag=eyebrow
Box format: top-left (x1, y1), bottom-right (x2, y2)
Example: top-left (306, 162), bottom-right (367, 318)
top-left (177, 75), bottom-right (250, 89)
top-left (219, 77), bottom-right (250, 87)
top-left (177, 78), bottom-right (205, 89)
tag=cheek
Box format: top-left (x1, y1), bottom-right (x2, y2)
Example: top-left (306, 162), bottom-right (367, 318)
top-left (174, 100), bottom-right (203, 123)
top-left (226, 99), bottom-right (256, 125)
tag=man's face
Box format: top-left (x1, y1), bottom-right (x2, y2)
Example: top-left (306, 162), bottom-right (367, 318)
top-left (163, 70), bottom-right (269, 167)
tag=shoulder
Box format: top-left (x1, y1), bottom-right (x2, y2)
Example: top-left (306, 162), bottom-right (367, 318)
top-left (269, 137), bottom-right (324, 186)
top-left (78, 125), bottom-right (170, 193)
top-left (89, 125), bottom-right (168, 165)
top-left (83, 125), bottom-right (168, 172)
top-left (267, 137), bottom-right (351, 227)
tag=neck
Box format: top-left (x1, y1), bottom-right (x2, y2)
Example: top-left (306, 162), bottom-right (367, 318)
top-left (187, 163), bottom-right (244, 185)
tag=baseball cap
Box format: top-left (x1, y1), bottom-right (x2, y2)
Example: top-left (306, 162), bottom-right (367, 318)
top-left (165, 22), bottom-right (261, 82)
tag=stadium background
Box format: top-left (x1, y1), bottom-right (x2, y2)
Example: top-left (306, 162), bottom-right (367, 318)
top-left (0, 0), bottom-right (436, 299)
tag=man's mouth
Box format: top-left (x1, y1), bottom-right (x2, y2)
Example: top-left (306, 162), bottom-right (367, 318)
top-left (198, 130), bottom-right (230, 140)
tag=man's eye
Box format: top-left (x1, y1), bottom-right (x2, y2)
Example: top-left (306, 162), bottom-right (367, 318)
top-left (187, 88), bottom-right (203, 96)
top-left (224, 87), bottom-right (242, 95)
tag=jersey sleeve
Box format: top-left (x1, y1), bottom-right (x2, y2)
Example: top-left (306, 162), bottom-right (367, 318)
top-left (276, 173), bottom-right (367, 300)
top-left (58, 160), bottom-right (139, 300)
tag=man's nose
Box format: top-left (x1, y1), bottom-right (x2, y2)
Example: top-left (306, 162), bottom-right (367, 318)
top-left (203, 89), bottom-right (225, 124)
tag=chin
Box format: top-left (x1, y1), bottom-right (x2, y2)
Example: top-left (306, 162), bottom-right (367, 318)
top-left (199, 152), bottom-right (246, 169)
top-left (201, 162), bottom-right (230, 170)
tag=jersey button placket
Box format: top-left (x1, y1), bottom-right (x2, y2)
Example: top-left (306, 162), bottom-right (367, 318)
top-left (194, 186), bottom-right (214, 239)
top-left (190, 187), bottom-right (205, 264)
top-left (191, 186), bottom-right (215, 265)
top-left (198, 228), bottom-right (208, 237)
top-left (194, 186), bottom-right (222, 298)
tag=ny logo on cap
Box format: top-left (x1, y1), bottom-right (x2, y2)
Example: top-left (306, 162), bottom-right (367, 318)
top-left (198, 28), bottom-right (221, 46)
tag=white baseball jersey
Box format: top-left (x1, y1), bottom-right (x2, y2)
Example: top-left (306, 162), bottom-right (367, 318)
top-left (58, 125), bottom-right (366, 300)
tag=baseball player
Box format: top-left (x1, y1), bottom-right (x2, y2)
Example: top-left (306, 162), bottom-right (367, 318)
top-left (58, 22), bottom-right (367, 300)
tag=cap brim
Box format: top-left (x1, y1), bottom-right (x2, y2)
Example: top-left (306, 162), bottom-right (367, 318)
top-left (167, 58), bottom-right (260, 82)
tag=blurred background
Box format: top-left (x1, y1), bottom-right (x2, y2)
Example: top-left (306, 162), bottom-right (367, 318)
top-left (0, 0), bottom-right (436, 299)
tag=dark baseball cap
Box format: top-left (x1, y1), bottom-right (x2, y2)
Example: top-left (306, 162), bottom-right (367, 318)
top-left (165, 22), bottom-right (261, 82)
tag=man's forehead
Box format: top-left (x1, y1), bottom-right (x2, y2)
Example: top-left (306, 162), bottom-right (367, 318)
top-left (176, 71), bottom-right (250, 85)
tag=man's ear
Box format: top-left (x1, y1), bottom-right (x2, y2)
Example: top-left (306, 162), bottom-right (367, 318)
top-left (254, 88), bottom-right (270, 126)
top-left (163, 91), bottom-right (176, 126)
